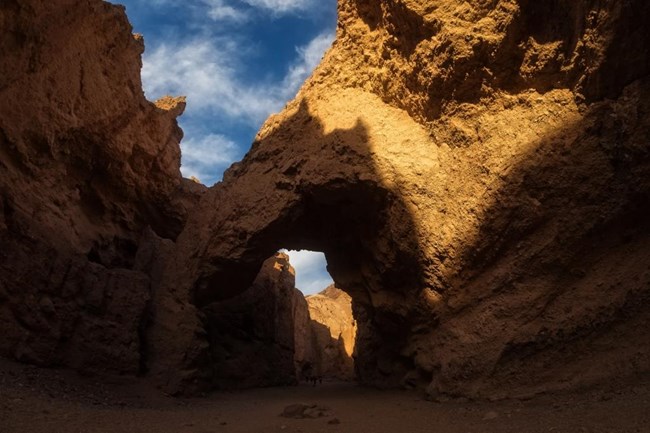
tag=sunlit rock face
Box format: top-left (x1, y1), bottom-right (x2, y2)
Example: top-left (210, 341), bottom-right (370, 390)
top-left (0, 0), bottom-right (200, 376)
top-left (305, 285), bottom-right (357, 381)
top-left (167, 0), bottom-right (650, 398)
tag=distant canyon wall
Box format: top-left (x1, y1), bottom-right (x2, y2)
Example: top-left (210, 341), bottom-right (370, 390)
top-left (305, 286), bottom-right (357, 381)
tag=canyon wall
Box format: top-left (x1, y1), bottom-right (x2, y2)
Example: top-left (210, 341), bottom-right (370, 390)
top-left (0, 1), bottom-right (310, 391)
top-left (168, 0), bottom-right (650, 398)
top-left (1, 0), bottom-right (649, 399)
top-left (0, 0), bottom-right (199, 376)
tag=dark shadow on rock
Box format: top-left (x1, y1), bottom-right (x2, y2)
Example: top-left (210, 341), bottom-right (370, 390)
top-left (580, 0), bottom-right (650, 100)
top-left (0, 0), bottom-right (196, 379)
top-left (202, 255), bottom-right (298, 389)
top-left (427, 77), bottom-right (650, 397)
top-left (184, 99), bottom-right (427, 388)
top-left (192, 44), bottom-right (650, 398)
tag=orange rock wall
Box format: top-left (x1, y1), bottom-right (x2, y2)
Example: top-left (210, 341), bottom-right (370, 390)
top-left (0, 0), bottom-right (193, 376)
top-left (306, 286), bottom-right (357, 380)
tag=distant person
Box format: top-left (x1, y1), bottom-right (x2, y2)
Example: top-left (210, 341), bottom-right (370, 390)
top-left (301, 362), bottom-right (314, 385)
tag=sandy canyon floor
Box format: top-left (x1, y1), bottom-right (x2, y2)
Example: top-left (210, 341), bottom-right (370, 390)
top-left (1, 359), bottom-right (648, 433)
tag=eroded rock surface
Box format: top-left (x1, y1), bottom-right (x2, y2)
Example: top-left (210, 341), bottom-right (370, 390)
top-left (166, 0), bottom-right (650, 398)
top-left (0, 0), bottom-right (197, 376)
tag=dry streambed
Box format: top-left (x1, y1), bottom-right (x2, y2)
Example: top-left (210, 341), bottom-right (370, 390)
top-left (1, 360), bottom-right (648, 433)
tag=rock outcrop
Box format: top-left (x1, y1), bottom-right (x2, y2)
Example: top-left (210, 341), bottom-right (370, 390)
top-left (1, 0), bottom-right (649, 400)
top-left (0, 0), bottom-right (199, 376)
top-left (306, 286), bottom-right (356, 380)
top-left (292, 285), bottom-right (316, 380)
top-left (165, 0), bottom-right (650, 398)
top-left (203, 253), bottom-right (306, 388)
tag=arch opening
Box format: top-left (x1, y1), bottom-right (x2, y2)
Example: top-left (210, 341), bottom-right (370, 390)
top-left (199, 247), bottom-right (359, 388)
top-left (282, 249), bottom-right (358, 384)
top-left (281, 249), bottom-right (333, 296)
top-left (192, 179), bottom-right (427, 389)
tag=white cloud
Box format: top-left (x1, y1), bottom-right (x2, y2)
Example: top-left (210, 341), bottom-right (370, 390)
top-left (282, 31), bottom-right (334, 98)
top-left (145, 0), bottom-right (178, 5)
top-left (126, 0), bottom-right (317, 19)
top-left (202, 0), bottom-right (249, 22)
top-left (238, 0), bottom-right (313, 14)
top-left (142, 30), bottom-right (333, 127)
top-left (301, 277), bottom-right (335, 295)
top-left (285, 249), bottom-right (325, 269)
top-left (283, 250), bottom-right (334, 295)
top-left (142, 37), bottom-right (282, 124)
top-left (180, 133), bottom-right (240, 183)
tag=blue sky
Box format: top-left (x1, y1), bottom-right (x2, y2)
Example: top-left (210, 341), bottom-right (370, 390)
top-left (114, 0), bottom-right (336, 294)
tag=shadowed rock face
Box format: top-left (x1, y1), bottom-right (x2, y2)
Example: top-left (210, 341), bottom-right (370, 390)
top-left (1, 0), bottom-right (649, 399)
top-left (203, 253), bottom-right (306, 388)
top-left (0, 0), bottom-right (202, 376)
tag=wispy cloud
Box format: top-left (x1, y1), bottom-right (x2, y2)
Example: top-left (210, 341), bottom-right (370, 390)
top-left (145, 0), bottom-right (179, 5)
top-left (202, 0), bottom-right (249, 22)
top-left (142, 29), bottom-right (333, 122)
top-left (283, 250), bottom-right (334, 295)
top-left (283, 31), bottom-right (334, 98)
top-left (125, 0), bottom-right (322, 20)
top-left (239, 0), bottom-right (315, 14)
top-left (142, 37), bottom-right (281, 124)
top-left (179, 133), bottom-right (240, 183)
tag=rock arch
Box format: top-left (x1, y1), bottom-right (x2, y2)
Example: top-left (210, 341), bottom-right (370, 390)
top-left (164, 96), bottom-right (431, 388)
top-left (151, 0), bottom-right (650, 398)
